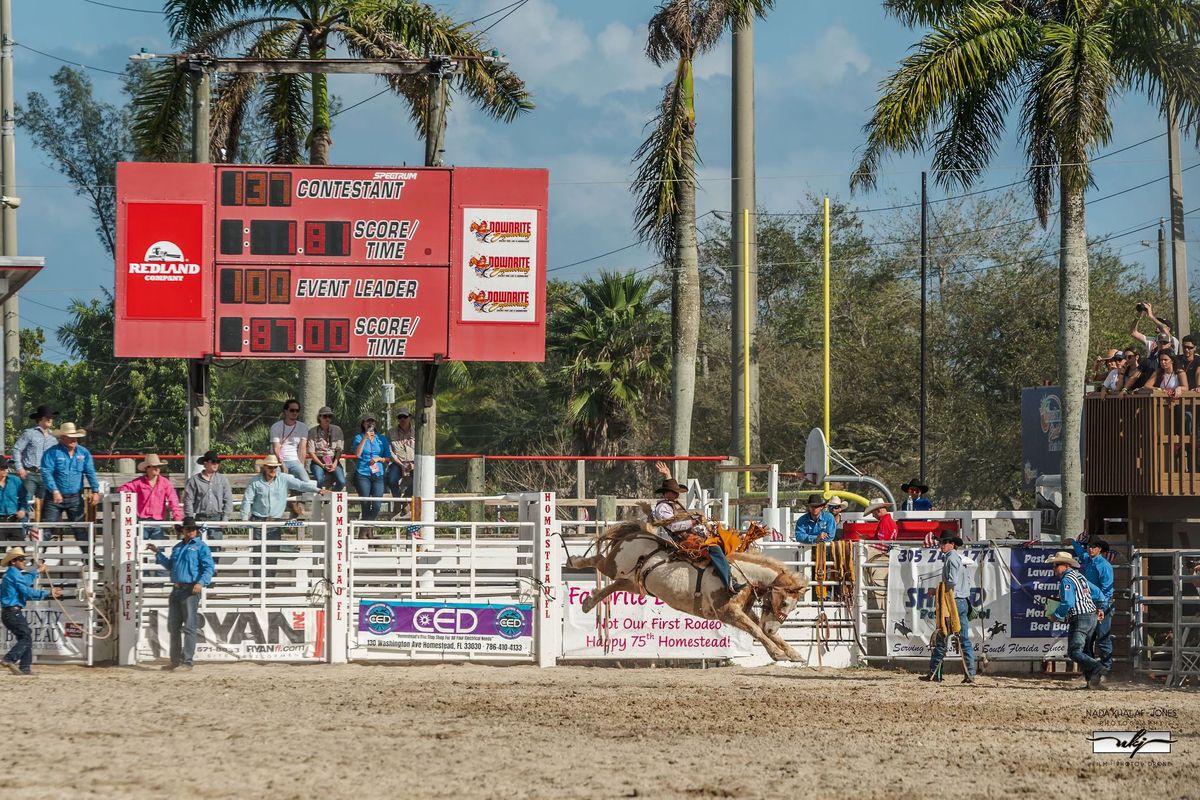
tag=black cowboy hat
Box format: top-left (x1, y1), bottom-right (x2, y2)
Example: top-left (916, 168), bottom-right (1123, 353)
top-left (901, 479), bottom-right (929, 493)
top-left (196, 450), bottom-right (220, 465)
top-left (1087, 538), bottom-right (1110, 552)
top-left (27, 404), bottom-right (57, 421)
top-left (938, 531), bottom-right (963, 547)
top-left (804, 493), bottom-right (828, 507)
top-left (176, 516), bottom-right (200, 532)
top-left (656, 478), bottom-right (687, 495)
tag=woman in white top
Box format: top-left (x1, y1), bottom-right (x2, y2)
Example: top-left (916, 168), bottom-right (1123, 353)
top-left (1139, 351), bottom-right (1190, 394)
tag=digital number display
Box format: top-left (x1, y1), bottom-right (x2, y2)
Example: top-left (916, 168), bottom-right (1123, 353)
top-left (303, 221), bottom-right (351, 256)
top-left (304, 318), bottom-right (351, 353)
top-left (220, 170), bottom-right (292, 207)
top-left (221, 269), bottom-right (291, 304)
top-left (250, 220), bottom-right (297, 255)
top-left (249, 318), bottom-right (296, 353)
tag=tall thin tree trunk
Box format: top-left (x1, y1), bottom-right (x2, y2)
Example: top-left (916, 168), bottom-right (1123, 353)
top-left (671, 153), bottom-right (699, 482)
top-left (1058, 176), bottom-right (1089, 536)
top-left (302, 36), bottom-right (331, 416)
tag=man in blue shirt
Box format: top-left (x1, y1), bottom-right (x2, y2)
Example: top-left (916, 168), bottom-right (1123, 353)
top-left (1048, 550), bottom-right (1103, 690)
top-left (0, 458), bottom-right (29, 523)
top-left (40, 422), bottom-right (100, 542)
top-left (0, 547), bottom-right (61, 675)
top-left (1069, 535), bottom-right (1115, 676)
top-left (146, 517), bottom-right (214, 671)
top-left (921, 532), bottom-right (976, 683)
top-left (900, 479), bottom-right (933, 511)
top-left (794, 494), bottom-right (837, 544)
top-left (12, 405), bottom-right (56, 520)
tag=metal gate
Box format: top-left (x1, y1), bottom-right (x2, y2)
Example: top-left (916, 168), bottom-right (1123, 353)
top-left (1131, 547), bottom-right (1200, 686)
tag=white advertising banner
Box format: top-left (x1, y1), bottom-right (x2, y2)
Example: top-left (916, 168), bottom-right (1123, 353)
top-left (461, 206), bottom-right (538, 323)
top-left (138, 607), bottom-right (325, 662)
top-left (886, 545), bottom-right (1069, 660)
top-left (2, 602), bottom-right (89, 659)
top-left (562, 581), bottom-right (753, 659)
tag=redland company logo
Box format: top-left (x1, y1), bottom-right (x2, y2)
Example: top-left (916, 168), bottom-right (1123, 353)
top-left (123, 202), bottom-right (204, 320)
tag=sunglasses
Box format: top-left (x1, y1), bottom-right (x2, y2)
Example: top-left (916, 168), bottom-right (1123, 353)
top-left (264, 465), bottom-right (279, 471)
top-left (286, 407), bottom-right (300, 413)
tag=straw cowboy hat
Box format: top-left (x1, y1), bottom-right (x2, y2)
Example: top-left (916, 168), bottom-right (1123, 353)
top-left (1046, 551), bottom-right (1080, 568)
top-left (826, 495), bottom-right (848, 510)
top-left (1, 547), bottom-right (29, 567)
top-left (863, 497), bottom-right (892, 515)
top-left (137, 454), bottom-right (166, 471)
top-left (50, 422), bottom-right (86, 438)
top-left (655, 478), bottom-right (687, 495)
top-left (256, 454), bottom-right (283, 468)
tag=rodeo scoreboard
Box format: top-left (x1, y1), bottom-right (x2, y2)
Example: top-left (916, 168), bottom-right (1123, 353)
top-left (115, 162), bottom-right (549, 361)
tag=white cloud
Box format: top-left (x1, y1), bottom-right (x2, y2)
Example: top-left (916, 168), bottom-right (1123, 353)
top-left (778, 24), bottom-right (871, 94)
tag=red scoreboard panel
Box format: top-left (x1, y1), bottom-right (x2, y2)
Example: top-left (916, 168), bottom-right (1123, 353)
top-left (114, 163), bottom-right (548, 362)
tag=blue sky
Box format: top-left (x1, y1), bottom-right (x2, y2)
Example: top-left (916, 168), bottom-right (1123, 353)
top-left (11, 0), bottom-right (1199, 355)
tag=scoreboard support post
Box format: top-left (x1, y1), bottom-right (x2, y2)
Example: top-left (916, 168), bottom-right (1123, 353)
top-left (188, 67), bottom-right (212, 474)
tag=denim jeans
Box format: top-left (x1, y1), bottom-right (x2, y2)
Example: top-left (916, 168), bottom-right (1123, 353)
top-left (1086, 608), bottom-right (1114, 674)
top-left (167, 586), bottom-right (201, 666)
top-left (42, 492), bottom-right (88, 541)
top-left (1, 607), bottom-right (34, 673)
top-left (1067, 611), bottom-right (1102, 679)
top-left (385, 462), bottom-right (413, 499)
top-left (928, 598), bottom-right (976, 678)
top-left (142, 523), bottom-right (167, 540)
top-left (249, 517), bottom-right (287, 580)
top-left (355, 473), bottom-right (385, 520)
top-left (310, 462), bottom-right (346, 491)
top-left (283, 460), bottom-right (307, 482)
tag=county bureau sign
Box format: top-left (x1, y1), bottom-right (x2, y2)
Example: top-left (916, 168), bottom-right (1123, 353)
top-left (114, 162), bottom-right (549, 362)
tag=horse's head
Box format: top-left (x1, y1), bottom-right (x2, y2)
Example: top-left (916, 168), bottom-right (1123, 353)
top-left (759, 568), bottom-right (808, 634)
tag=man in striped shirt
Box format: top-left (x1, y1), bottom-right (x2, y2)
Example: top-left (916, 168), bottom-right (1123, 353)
top-left (1048, 551), bottom-right (1104, 690)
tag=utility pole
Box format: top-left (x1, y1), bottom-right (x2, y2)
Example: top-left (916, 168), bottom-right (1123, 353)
top-left (1168, 98), bottom-right (1191, 337)
top-left (730, 13), bottom-right (757, 484)
top-left (919, 172), bottom-right (927, 484)
top-left (1, 0), bottom-right (18, 443)
top-left (1158, 218), bottom-right (1168, 298)
top-left (188, 67), bottom-right (211, 476)
top-left (414, 58), bottom-right (449, 540)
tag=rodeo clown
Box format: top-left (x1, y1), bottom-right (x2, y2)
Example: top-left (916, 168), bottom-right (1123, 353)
top-left (0, 546), bottom-right (61, 675)
top-left (651, 462), bottom-right (744, 594)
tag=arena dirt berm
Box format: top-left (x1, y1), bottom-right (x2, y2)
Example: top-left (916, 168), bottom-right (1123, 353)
top-left (13, 662), bottom-right (1195, 799)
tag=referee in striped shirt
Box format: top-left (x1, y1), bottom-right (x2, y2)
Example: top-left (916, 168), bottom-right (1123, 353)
top-left (1048, 550), bottom-right (1104, 690)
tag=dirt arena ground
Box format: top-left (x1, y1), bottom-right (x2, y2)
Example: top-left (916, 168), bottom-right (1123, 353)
top-left (10, 662), bottom-right (1197, 799)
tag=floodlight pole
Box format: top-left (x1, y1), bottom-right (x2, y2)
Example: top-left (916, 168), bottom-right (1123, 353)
top-left (1, 0), bottom-right (17, 443)
top-left (188, 64), bottom-right (211, 477)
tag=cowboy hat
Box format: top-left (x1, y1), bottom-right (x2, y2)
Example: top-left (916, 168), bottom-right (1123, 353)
top-left (804, 493), bottom-right (828, 508)
top-left (1086, 538), bottom-right (1110, 553)
top-left (1099, 348), bottom-right (1125, 362)
top-left (900, 479), bottom-right (929, 493)
top-left (176, 516), bottom-right (200, 532)
top-left (863, 497), bottom-right (892, 515)
top-left (826, 495), bottom-right (848, 510)
top-left (1046, 551), bottom-right (1080, 568)
top-left (1, 547), bottom-right (29, 567)
top-left (196, 450), bottom-right (220, 465)
top-left (137, 454), bottom-right (165, 471)
top-left (0, 457), bottom-right (14, 470)
top-left (27, 404), bottom-right (57, 421)
top-left (937, 531), bottom-right (963, 547)
top-left (50, 422), bottom-right (86, 438)
top-left (656, 478), bottom-right (687, 495)
top-left (256, 454), bottom-right (283, 468)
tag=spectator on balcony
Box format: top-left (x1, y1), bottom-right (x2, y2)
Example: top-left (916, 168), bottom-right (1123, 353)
top-left (1123, 337), bottom-right (1174, 393)
top-left (900, 479), bottom-right (933, 511)
top-left (1138, 351), bottom-right (1190, 395)
top-left (1179, 335), bottom-right (1199, 388)
top-left (308, 407), bottom-right (345, 491)
top-left (352, 415), bottom-right (391, 522)
top-left (1119, 345), bottom-right (1148, 392)
top-left (1130, 301), bottom-right (1180, 355)
top-left (1092, 349), bottom-right (1126, 397)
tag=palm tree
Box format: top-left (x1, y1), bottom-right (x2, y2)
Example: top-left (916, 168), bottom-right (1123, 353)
top-left (547, 271), bottom-right (671, 456)
top-left (851, 0), bottom-right (1200, 535)
top-left (134, 1), bottom-right (533, 414)
top-left (632, 0), bottom-right (773, 481)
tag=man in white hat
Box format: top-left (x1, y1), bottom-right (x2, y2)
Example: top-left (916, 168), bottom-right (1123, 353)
top-left (863, 498), bottom-right (897, 541)
top-left (39, 422), bottom-right (100, 542)
top-left (1047, 550), bottom-right (1104, 689)
top-left (0, 547), bottom-right (61, 674)
top-left (117, 454), bottom-right (182, 540)
top-left (242, 455), bottom-right (325, 580)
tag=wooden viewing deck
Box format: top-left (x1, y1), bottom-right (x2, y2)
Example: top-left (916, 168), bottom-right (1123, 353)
top-left (1084, 394), bottom-right (1200, 496)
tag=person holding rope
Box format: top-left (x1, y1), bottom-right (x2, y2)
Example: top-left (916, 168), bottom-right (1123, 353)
top-left (921, 531), bottom-right (977, 684)
top-left (651, 463), bottom-right (743, 594)
top-left (1047, 550), bottom-right (1105, 689)
top-left (0, 547), bottom-right (60, 675)
top-left (146, 517), bottom-right (214, 672)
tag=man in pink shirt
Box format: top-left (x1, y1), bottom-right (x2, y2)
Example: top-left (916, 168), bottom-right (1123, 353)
top-left (118, 454), bottom-right (182, 540)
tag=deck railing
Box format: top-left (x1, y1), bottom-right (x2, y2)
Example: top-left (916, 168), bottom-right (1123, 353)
top-left (1084, 394), bottom-right (1199, 496)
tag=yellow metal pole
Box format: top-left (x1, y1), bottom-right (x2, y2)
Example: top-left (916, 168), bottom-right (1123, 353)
top-left (823, 197), bottom-right (831, 493)
top-left (743, 208), bottom-right (751, 494)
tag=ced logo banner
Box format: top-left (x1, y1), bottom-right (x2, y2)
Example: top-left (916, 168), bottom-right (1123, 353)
top-left (123, 202), bottom-right (205, 320)
top-left (355, 600), bottom-right (533, 657)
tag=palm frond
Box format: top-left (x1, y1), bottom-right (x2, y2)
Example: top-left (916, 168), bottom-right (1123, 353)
top-left (632, 69), bottom-right (696, 259)
top-left (130, 63), bottom-right (191, 161)
top-left (1108, 0), bottom-right (1200, 138)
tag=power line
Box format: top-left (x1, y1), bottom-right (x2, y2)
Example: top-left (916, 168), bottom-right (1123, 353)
top-left (331, 87), bottom-right (390, 117)
top-left (481, 0), bottom-right (530, 33)
top-left (468, 0), bottom-right (527, 26)
top-left (81, 0), bottom-right (161, 13)
top-left (14, 41), bottom-right (126, 77)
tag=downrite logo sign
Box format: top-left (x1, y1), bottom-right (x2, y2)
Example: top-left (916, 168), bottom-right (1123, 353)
top-left (469, 254), bottom-right (531, 278)
top-left (128, 240), bottom-right (201, 282)
top-left (467, 289), bottom-right (530, 313)
top-left (469, 219), bottom-right (532, 243)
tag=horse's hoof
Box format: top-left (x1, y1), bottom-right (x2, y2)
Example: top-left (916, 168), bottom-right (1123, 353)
top-left (789, 653), bottom-right (806, 664)
top-left (581, 599), bottom-right (596, 613)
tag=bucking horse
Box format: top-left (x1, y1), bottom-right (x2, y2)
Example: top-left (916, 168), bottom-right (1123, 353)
top-left (567, 518), bottom-right (808, 662)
